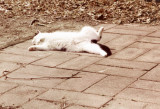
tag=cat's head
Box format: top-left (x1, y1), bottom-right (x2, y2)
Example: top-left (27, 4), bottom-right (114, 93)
top-left (32, 31), bottom-right (45, 45)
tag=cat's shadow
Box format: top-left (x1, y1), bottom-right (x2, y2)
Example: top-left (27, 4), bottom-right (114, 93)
top-left (97, 43), bottom-right (112, 57)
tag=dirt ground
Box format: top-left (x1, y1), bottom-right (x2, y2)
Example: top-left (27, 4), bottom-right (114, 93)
top-left (0, 16), bottom-right (98, 50)
top-left (1, 0), bottom-right (160, 50)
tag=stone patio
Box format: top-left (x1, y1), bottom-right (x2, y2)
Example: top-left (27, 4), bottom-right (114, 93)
top-left (0, 24), bottom-right (160, 109)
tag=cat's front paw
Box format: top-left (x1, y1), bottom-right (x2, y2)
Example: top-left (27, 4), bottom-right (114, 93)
top-left (28, 46), bottom-right (37, 51)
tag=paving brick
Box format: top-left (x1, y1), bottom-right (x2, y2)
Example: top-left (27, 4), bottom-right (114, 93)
top-left (0, 81), bottom-right (18, 94)
top-left (14, 40), bottom-right (32, 49)
top-left (32, 52), bottom-right (78, 67)
top-left (1, 24), bottom-right (159, 109)
top-left (13, 65), bottom-right (78, 77)
top-left (94, 24), bottom-right (116, 30)
top-left (136, 50), bottom-right (160, 63)
top-left (145, 104), bottom-right (160, 109)
top-left (141, 65), bottom-right (160, 81)
top-left (148, 31), bottom-right (160, 37)
top-left (154, 46), bottom-right (160, 50)
top-left (0, 86), bottom-right (46, 107)
top-left (20, 99), bottom-right (61, 109)
top-left (139, 37), bottom-right (160, 44)
top-left (0, 53), bottom-right (39, 64)
top-left (2, 65), bottom-right (78, 88)
top-left (58, 56), bottom-right (101, 70)
top-left (0, 62), bottom-right (21, 77)
top-left (1, 72), bottom-right (63, 88)
top-left (1, 46), bottom-right (53, 58)
top-left (129, 42), bottom-right (159, 49)
top-left (56, 72), bottom-right (106, 91)
top-left (115, 24), bottom-right (157, 32)
top-left (83, 64), bottom-right (146, 78)
top-left (100, 98), bottom-right (147, 109)
top-left (106, 35), bottom-right (140, 50)
top-left (66, 105), bottom-right (96, 109)
top-left (38, 89), bottom-right (111, 108)
top-left (111, 48), bottom-right (146, 60)
top-left (85, 76), bottom-right (135, 96)
top-left (105, 28), bottom-right (151, 36)
top-left (130, 80), bottom-right (160, 92)
top-left (99, 33), bottom-right (120, 44)
top-left (96, 58), bottom-right (156, 70)
top-left (116, 88), bottom-right (160, 104)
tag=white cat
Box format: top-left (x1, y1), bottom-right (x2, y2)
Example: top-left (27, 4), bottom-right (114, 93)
top-left (28, 26), bottom-right (108, 57)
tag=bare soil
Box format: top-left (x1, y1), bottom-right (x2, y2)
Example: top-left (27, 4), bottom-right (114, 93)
top-left (0, 16), bottom-right (97, 50)
top-left (0, 0), bottom-right (160, 49)
top-left (1, 0), bottom-right (160, 50)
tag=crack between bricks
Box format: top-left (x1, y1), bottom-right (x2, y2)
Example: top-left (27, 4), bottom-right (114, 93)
top-left (146, 30), bottom-right (157, 36)
top-left (137, 64), bottom-right (159, 79)
top-left (19, 88), bottom-right (49, 108)
top-left (103, 31), bottom-right (150, 37)
top-left (81, 75), bottom-right (108, 92)
top-left (107, 34), bottom-right (145, 58)
top-left (128, 87), bottom-right (160, 93)
top-left (95, 63), bottom-right (150, 71)
top-left (131, 48), bottom-right (151, 61)
top-left (137, 40), bottom-right (160, 44)
top-left (98, 64), bottom-right (159, 108)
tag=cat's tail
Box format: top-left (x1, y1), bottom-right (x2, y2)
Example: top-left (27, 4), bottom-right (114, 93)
top-left (97, 27), bottom-right (104, 38)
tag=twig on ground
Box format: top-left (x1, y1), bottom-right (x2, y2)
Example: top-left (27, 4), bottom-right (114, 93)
top-left (4, 76), bottom-right (81, 80)
top-left (1, 71), bottom-right (81, 80)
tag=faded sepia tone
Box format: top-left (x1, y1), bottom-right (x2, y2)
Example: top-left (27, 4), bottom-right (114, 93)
top-left (0, 24), bottom-right (160, 109)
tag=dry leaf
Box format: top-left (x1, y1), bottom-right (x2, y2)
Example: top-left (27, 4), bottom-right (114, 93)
top-left (1, 0), bottom-right (160, 25)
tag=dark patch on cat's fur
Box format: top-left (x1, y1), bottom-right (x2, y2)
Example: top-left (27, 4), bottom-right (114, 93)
top-left (91, 39), bottom-right (112, 57)
top-left (91, 40), bottom-right (97, 43)
top-left (91, 36), bottom-right (102, 43)
top-left (98, 43), bottom-right (112, 56)
top-left (61, 47), bottom-right (67, 51)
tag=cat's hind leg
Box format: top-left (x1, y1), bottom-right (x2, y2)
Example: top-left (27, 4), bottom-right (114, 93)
top-left (28, 44), bottom-right (49, 51)
top-left (97, 27), bottom-right (104, 38)
top-left (80, 42), bottom-right (108, 57)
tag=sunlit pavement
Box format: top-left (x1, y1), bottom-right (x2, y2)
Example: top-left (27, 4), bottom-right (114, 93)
top-left (0, 24), bottom-right (160, 109)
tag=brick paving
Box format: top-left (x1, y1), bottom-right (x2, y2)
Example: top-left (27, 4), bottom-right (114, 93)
top-left (0, 24), bottom-right (160, 109)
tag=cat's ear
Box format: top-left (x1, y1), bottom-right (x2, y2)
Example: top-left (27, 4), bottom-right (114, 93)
top-left (97, 27), bottom-right (104, 37)
top-left (37, 30), bottom-right (41, 34)
top-left (35, 30), bottom-right (41, 35)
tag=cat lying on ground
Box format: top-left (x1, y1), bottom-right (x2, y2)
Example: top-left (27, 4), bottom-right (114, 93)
top-left (28, 26), bottom-right (111, 57)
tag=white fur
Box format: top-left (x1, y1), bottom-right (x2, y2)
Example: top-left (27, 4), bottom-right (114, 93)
top-left (28, 26), bottom-right (107, 56)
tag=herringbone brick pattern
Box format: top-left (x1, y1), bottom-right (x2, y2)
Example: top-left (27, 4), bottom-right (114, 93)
top-left (0, 24), bottom-right (160, 109)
